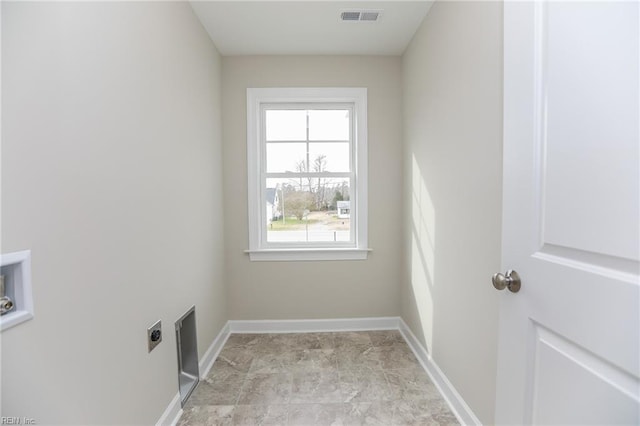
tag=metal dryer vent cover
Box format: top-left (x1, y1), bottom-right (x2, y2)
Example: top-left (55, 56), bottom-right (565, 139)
top-left (340, 10), bottom-right (382, 22)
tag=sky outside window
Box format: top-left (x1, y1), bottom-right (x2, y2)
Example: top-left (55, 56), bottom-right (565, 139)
top-left (265, 109), bottom-right (351, 173)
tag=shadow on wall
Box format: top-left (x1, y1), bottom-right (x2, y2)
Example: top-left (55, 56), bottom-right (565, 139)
top-left (407, 154), bottom-right (436, 353)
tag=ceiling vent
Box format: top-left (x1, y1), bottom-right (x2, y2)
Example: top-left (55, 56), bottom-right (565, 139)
top-left (340, 10), bottom-right (382, 22)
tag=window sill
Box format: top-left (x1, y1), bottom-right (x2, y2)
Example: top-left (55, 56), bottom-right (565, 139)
top-left (244, 248), bottom-right (371, 262)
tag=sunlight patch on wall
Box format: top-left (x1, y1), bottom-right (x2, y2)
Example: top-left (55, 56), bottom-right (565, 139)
top-left (410, 155), bottom-right (437, 352)
top-left (410, 233), bottom-right (435, 351)
top-left (412, 155), bottom-right (436, 283)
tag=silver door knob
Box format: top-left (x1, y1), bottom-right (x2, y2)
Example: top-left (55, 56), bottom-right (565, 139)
top-left (492, 270), bottom-right (521, 293)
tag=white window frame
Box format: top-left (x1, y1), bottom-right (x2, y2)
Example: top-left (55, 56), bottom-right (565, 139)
top-left (245, 87), bottom-right (369, 261)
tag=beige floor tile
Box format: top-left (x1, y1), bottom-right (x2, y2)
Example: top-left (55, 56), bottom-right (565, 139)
top-left (249, 351), bottom-right (297, 375)
top-left (187, 374), bottom-right (245, 406)
top-left (232, 404), bottom-right (288, 426)
top-left (384, 367), bottom-right (440, 402)
top-left (375, 343), bottom-right (419, 370)
top-left (339, 367), bottom-right (390, 403)
top-left (213, 346), bottom-right (255, 374)
top-left (342, 401), bottom-right (394, 426)
top-left (237, 373), bottom-right (292, 405)
top-left (178, 331), bottom-right (459, 426)
top-left (289, 349), bottom-right (338, 372)
top-left (290, 370), bottom-right (343, 404)
top-left (333, 331), bottom-right (373, 348)
top-left (367, 330), bottom-right (405, 347)
top-left (335, 345), bottom-right (380, 370)
top-left (177, 405), bottom-right (234, 426)
top-left (287, 403), bottom-right (345, 426)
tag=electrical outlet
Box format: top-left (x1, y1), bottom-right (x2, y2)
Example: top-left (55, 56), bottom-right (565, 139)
top-left (147, 320), bottom-right (162, 352)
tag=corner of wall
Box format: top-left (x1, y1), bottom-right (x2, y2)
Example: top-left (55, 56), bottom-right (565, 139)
top-left (399, 2), bottom-right (504, 424)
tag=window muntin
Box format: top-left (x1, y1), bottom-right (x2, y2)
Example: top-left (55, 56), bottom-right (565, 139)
top-left (246, 87), bottom-right (368, 261)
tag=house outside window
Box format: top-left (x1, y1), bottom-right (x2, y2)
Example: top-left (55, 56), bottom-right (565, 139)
top-left (246, 88), bottom-right (369, 261)
top-left (337, 200), bottom-right (351, 219)
top-left (265, 188), bottom-right (281, 225)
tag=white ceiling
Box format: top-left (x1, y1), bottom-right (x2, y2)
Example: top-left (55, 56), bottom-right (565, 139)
top-left (189, 1), bottom-right (433, 56)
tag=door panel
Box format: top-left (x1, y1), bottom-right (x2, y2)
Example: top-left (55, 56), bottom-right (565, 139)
top-left (531, 325), bottom-right (639, 425)
top-left (542, 1), bottom-right (640, 261)
top-left (496, 2), bottom-right (640, 425)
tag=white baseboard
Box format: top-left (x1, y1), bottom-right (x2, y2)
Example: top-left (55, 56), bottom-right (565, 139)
top-left (199, 322), bottom-right (231, 379)
top-left (158, 316), bottom-right (480, 426)
top-left (155, 392), bottom-right (182, 426)
top-left (228, 316), bottom-right (401, 333)
top-left (399, 318), bottom-right (481, 426)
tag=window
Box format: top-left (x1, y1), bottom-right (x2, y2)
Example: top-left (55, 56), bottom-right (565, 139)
top-left (246, 88), bottom-right (369, 261)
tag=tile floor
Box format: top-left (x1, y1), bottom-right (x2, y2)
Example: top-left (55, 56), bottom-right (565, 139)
top-left (178, 330), bottom-right (459, 425)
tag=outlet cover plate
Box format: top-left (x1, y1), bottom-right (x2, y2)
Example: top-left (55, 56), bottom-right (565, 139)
top-left (147, 320), bottom-right (162, 352)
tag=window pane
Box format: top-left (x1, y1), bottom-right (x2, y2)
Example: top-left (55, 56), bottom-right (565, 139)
top-left (265, 178), bottom-right (351, 243)
top-left (309, 142), bottom-right (350, 172)
top-left (266, 110), bottom-right (307, 141)
top-left (308, 110), bottom-right (349, 141)
top-left (266, 143), bottom-right (307, 173)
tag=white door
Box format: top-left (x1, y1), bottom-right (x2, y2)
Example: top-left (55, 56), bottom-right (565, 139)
top-left (496, 2), bottom-right (640, 425)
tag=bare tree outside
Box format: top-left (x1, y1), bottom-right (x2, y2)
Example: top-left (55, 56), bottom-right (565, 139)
top-left (312, 154), bottom-right (328, 210)
top-left (281, 189), bottom-right (313, 220)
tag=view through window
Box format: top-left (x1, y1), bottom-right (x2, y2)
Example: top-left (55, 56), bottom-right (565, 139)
top-left (247, 87), bottom-right (367, 261)
top-left (262, 106), bottom-right (354, 244)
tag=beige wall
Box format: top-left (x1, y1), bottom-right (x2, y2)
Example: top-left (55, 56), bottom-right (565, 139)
top-left (401, 2), bottom-right (503, 424)
top-left (222, 56), bottom-right (403, 320)
top-left (2, 2), bottom-right (505, 423)
top-left (1, 2), bottom-right (226, 424)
